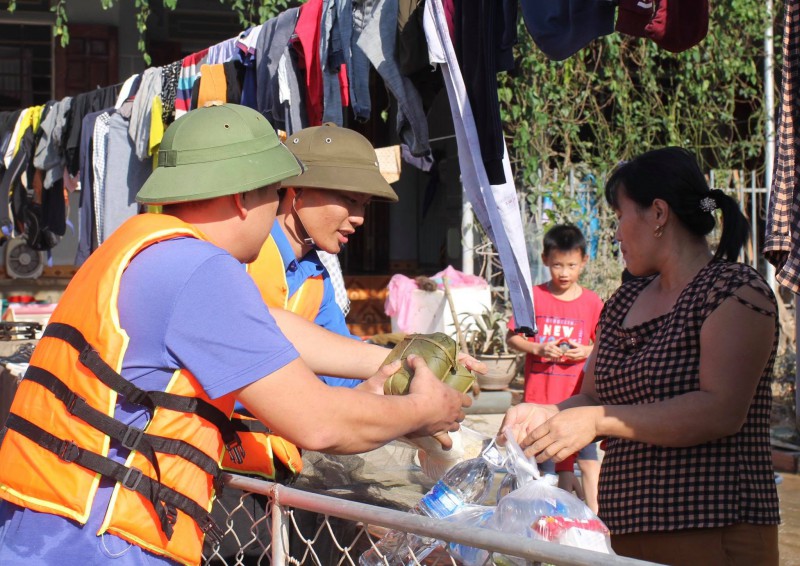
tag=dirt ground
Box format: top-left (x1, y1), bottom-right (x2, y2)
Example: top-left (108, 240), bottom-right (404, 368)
top-left (779, 472), bottom-right (800, 565)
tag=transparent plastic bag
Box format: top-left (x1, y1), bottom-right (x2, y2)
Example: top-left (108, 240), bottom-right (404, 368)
top-left (485, 432), bottom-right (614, 558)
top-left (442, 504), bottom-right (495, 566)
top-left (489, 479), bottom-right (613, 555)
top-left (442, 433), bottom-right (614, 565)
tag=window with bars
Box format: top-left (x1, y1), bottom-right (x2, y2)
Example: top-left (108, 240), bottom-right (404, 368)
top-left (0, 23), bottom-right (52, 111)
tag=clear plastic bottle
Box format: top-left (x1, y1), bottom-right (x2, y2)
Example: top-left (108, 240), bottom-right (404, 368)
top-left (359, 457), bottom-right (493, 566)
top-left (444, 505), bottom-right (495, 566)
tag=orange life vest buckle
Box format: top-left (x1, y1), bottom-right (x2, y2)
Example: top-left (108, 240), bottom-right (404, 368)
top-left (225, 437), bottom-right (245, 465)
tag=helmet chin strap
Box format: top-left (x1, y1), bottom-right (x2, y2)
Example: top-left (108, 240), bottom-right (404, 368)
top-left (291, 194), bottom-right (316, 247)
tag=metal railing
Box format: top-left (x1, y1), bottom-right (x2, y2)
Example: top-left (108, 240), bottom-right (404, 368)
top-left (202, 473), bottom-right (661, 566)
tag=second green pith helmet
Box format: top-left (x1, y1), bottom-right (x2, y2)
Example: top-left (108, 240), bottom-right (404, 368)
top-left (281, 123), bottom-right (399, 202)
top-left (137, 104), bottom-right (302, 205)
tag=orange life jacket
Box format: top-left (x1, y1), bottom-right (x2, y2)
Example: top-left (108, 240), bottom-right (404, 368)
top-left (248, 234), bottom-right (324, 320)
top-left (218, 235), bottom-right (324, 479)
top-left (0, 213), bottom-right (247, 566)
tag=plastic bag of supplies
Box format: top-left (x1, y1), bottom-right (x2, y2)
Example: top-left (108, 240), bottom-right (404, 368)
top-left (443, 431), bottom-right (614, 565)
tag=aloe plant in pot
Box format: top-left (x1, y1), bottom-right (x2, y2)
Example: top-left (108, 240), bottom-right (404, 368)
top-left (457, 308), bottom-right (521, 391)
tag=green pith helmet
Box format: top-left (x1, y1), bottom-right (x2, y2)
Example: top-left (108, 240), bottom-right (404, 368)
top-left (136, 104), bottom-right (303, 205)
top-left (281, 123), bottom-right (399, 202)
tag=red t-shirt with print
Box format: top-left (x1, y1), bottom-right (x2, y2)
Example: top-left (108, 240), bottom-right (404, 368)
top-left (508, 283), bottom-right (603, 404)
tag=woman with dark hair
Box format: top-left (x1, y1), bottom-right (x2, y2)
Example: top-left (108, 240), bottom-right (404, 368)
top-left (500, 147), bottom-right (780, 564)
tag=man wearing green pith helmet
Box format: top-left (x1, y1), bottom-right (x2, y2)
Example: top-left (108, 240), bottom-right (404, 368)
top-left (212, 123), bottom-right (404, 563)
top-left (251, 123), bottom-right (400, 388)
top-left (0, 104), bottom-right (471, 566)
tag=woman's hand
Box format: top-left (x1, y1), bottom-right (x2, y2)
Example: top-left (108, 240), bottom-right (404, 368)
top-left (497, 402), bottom-right (559, 447)
top-left (456, 351), bottom-right (488, 375)
top-left (522, 406), bottom-right (601, 463)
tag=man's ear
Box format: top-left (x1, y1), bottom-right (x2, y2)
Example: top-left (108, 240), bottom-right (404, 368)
top-left (232, 192), bottom-right (248, 218)
top-left (282, 186), bottom-right (300, 207)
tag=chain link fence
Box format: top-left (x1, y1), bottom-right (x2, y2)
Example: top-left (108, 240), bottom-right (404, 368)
top-left (202, 473), bottom-right (660, 566)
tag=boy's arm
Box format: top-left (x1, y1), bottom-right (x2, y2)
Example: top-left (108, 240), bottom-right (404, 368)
top-left (557, 469), bottom-right (585, 501)
top-left (561, 293), bottom-right (603, 361)
top-left (506, 330), bottom-right (539, 355)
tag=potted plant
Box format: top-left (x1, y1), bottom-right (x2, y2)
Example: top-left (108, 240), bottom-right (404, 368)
top-left (457, 308), bottom-right (521, 391)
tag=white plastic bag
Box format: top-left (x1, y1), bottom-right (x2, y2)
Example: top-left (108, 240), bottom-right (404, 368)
top-left (442, 504), bottom-right (495, 566)
top-left (486, 432), bottom-right (614, 558)
top-left (404, 426), bottom-right (492, 481)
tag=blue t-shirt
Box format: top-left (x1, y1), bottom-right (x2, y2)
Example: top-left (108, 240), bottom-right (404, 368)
top-left (270, 223), bottom-right (361, 388)
top-left (0, 237), bottom-right (299, 565)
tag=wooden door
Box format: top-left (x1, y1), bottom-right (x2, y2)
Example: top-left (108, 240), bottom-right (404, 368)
top-left (54, 24), bottom-right (118, 99)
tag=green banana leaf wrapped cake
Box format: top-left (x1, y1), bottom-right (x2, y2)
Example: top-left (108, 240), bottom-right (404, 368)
top-left (382, 333), bottom-right (475, 395)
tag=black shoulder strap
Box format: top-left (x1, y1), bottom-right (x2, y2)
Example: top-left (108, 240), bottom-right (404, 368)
top-left (5, 414), bottom-right (223, 544)
top-left (230, 415), bottom-right (272, 434)
top-left (24, 366), bottom-right (221, 479)
top-left (43, 322), bottom-right (244, 464)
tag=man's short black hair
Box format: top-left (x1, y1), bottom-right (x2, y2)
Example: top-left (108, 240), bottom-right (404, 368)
top-left (542, 224), bottom-right (587, 257)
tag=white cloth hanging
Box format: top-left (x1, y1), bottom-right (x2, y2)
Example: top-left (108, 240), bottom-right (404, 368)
top-left (423, 0), bottom-right (536, 332)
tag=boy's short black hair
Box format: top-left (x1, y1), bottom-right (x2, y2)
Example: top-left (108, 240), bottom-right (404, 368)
top-left (542, 224), bottom-right (587, 256)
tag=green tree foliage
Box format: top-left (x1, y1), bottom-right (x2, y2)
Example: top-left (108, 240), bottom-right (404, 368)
top-left (5, 1), bottom-right (290, 65)
top-left (497, 1), bottom-right (780, 298)
top-left (500, 0), bottom-right (777, 180)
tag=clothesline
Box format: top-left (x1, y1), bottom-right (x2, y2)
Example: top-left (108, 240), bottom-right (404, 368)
top-left (0, 0), bottom-right (540, 331)
top-left (1, 0), bottom-right (716, 334)
top-left (429, 134), bottom-right (456, 143)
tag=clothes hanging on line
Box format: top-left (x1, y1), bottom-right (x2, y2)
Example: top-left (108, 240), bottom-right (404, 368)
top-left (423, 0), bottom-right (536, 332)
top-left (0, 0), bottom-right (558, 279)
top-left (765, 0), bottom-right (800, 293)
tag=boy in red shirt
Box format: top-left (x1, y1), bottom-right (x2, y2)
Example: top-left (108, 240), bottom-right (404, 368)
top-left (507, 224), bottom-right (603, 513)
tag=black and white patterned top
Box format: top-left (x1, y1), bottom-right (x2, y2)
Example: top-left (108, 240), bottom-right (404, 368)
top-left (160, 60), bottom-right (182, 125)
top-left (594, 261), bottom-right (780, 534)
top-left (765, 0), bottom-right (800, 292)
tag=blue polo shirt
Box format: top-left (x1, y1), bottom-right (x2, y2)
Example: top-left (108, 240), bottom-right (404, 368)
top-left (270, 222), bottom-right (361, 388)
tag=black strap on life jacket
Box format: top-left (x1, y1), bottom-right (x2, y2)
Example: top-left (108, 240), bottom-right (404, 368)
top-left (5, 414), bottom-right (224, 544)
top-left (227, 414), bottom-right (300, 485)
top-left (230, 416), bottom-right (272, 434)
top-left (24, 366), bottom-right (221, 479)
top-left (42, 322), bottom-right (245, 464)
